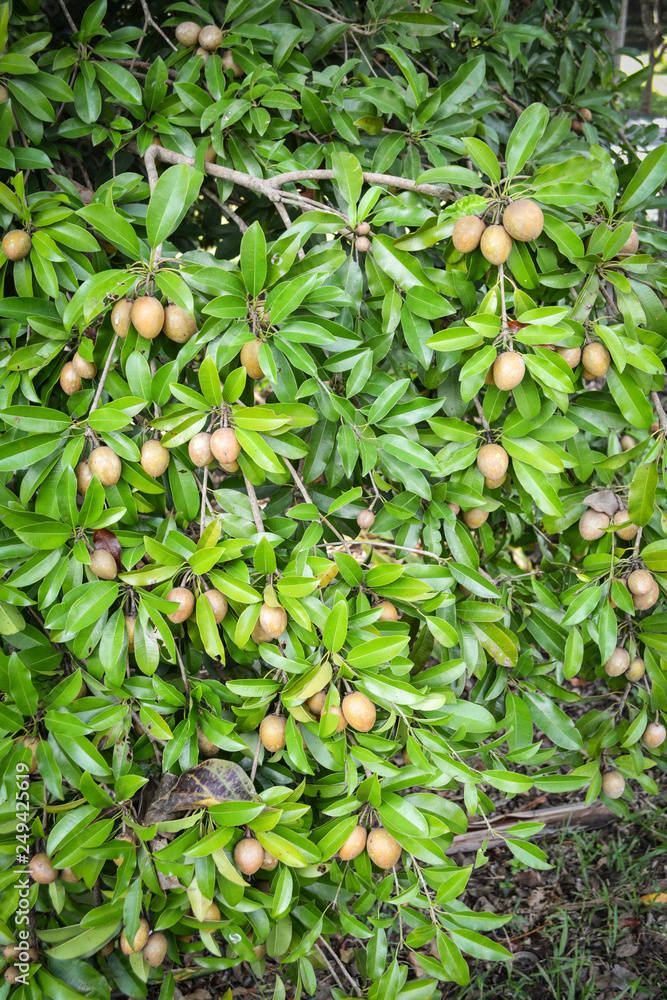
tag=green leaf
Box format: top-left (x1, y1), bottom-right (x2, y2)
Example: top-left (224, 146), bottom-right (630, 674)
top-left (332, 150), bottom-right (362, 209)
top-left (628, 463), bottom-right (657, 526)
top-left (505, 103), bottom-right (550, 178)
top-left (240, 221), bottom-right (267, 297)
top-left (146, 163), bottom-right (203, 248)
top-left (322, 599), bottom-right (348, 653)
top-left (619, 143), bottom-right (667, 213)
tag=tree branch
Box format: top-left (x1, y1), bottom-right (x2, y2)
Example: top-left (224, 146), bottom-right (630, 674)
top-left (651, 390), bottom-right (667, 434)
top-left (89, 334), bottom-right (119, 415)
top-left (242, 472), bottom-right (265, 534)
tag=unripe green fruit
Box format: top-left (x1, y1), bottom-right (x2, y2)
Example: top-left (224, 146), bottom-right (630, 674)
top-left (366, 828), bottom-right (402, 868)
top-left (142, 932), bottom-right (168, 968)
top-left (603, 646), bottom-right (629, 677)
top-left (72, 351), bottom-right (97, 379)
top-left (140, 439), bottom-right (170, 477)
top-left (188, 432), bottom-right (213, 467)
top-left (377, 601), bottom-right (398, 621)
top-left (626, 657), bottom-right (645, 682)
top-left (199, 24), bottom-right (223, 50)
top-left (578, 509), bottom-right (609, 540)
top-left (493, 351), bottom-right (525, 390)
top-left (642, 722), bottom-right (665, 748)
top-left (163, 304), bottom-right (196, 343)
top-left (339, 824), bottom-right (367, 861)
top-left (502, 199), bottom-right (544, 241)
top-left (210, 427), bottom-right (241, 464)
top-left (582, 342), bottom-right (610, 377)
top-left (240, 339), bottom-right (264, 379)
top-left (601, 770), bottom-right (625, 799)
top-left (259, 602), bottom-right (287, 638)
top-left (203, 588), bottom-right (228, 622)
top-left (612, 509), bottom-right (638, 541)
top-left (463, 508), bottom-right (488, 529)
top-left (259, 714), bottom-right (287, 752)
top-left (29, 853), bottom-right (58, 884)
top-left (452, 215), bottom-right (485, 253)
top-left (88, 446), bottom-right (122, 486)
top-left (357, 508), bottom-right (375, 530)
top-left (175, 21), bottom-right (200, 46)
top-left (479, 225), bottom-right (512, 265)
top-left (557, 346), bottom-right (581, 369)
top-left (60, 362), bottom-right (82, 395)
top-left (342, 692), bottom-right (376, 732)
top-left (130, 296), bottom-right (164, 339)
top-left (90, 549), bottom-right (118, 580)
top-left (111, 298), bottom-right (132, 338)
top-left (2, 229), bottom-right (31, 260)
top-left (234, 837), bottom-right (264, 874)
top-left (476, 443), bottom-right (509, 480)
top-left (165, 587), bottom-right (195, 623)
top-left (120, 918), bottom-right (150, 955)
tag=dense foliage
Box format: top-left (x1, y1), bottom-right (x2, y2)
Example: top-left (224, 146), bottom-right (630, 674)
top-left (0, 1), bottom-right (665, 998)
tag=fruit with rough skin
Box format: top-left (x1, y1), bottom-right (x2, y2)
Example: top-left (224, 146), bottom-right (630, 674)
top-left (220, 460), bottom-right (239, 473)
top-left (60, 362), bottom-right (82, 395)
top-left (485, 473), bottom-right (506, 489)
top-left (195, 46), bottom-right (209, 61)
top-left (143, 932), bottom-right (168, 968)
top-left (251, 621), bottom-right (272, 644)
top-left (342, 692), bottom-right (376, 732)
top-left (203, 588), bottom-right (228, 622)
top-left (165, 587), bottom-right (195, 623)
top-left (325, 704), bottom-right (348, 732)
top-left (125, 615), bottom-right (135, 652)
top-left (88, 446), bottom-right (122, 486)
top-left (204, 145), bottom-right (216, 164)
top-left (366, 828), bottom-right (402, 868)
top-left (479, 225), bottom-right (512, 265)
top-left (339, 824), bottom-right (367, 860)
top-left (130, 296), bottom-right (164, 339)
top-left (377, 600), bottom-right (398, 621)
top-left (452, 215), bottom-right (485, 253)
top-left (307, 690), bottom-right (326, 716)
top-left (477, 443), bottom-right (509, 480)
top-left (579, 107), bottom-right (593, 122)
top-left (628, 570), bottom-right (654, 596)
top-left (357, 508), bottom-right (375, 530)
top-left (259, 602), bottom-right (287, 638)
top-left (493, 351), bottom-right (525, 390)
top-left (612, 509), bottom-right (638, 541)
top-left (234, 838), bottom-right (264, 874)
top-left (632, 579), bottom-right (659, 611)
top-left (199, 24), bottom-right (223, 50)
top-left (111, 298), bottom-right (132, 338)
top-left (75, 460), bottom-right (93, 496)
top-left (502, 199), bottom-right (544, 241)
top-left (72, 351), bottom-right (97, 379)
top-left (188, 432), bottom-right (213, 467)
top-left (578, 509), bottom-right (609, 540)
top-left (163, 304), bottom-right (196, 343)
top-left (601, 770), bottom-right (625, 798)
top-left (175, 21), bottom-right (200, 46)
top-left (463, 508), bottom-right (488, 529)
top-left (356, 236), bottom-right (371, 252)
top-left (626, 657), bottom-right (645, 682)
top-left (642, 722), bottom-right (665, 748)
top-left (197, 728), bottom-right (217, 756)
top-left (90, 549), bottom-right (118, 580)
top-left (618, 228), bottom-right (639, 255)
top-left (582, 342), bottom-right (610, 377)
top-left (604, 646), bottom-right (629, 677)
top-left (355, 221), bottom-right (371, 236)
top-left (120, 918), bottom-right (150, 955)
top-left (141, 439), bottom-right (170, 477)
top-left (448, 502), bottom-right (460, 514)
top-left (240, 339), bottom-right (264, 379)
top-left (3, 946), bottom-right (38, 961)
top-left (29, 853), bottom-right (58, 884)
top-left (582, 368), bottom-right (596, 380)
top-left (620, 434), bottom-right (636, 451)
top-left (259, 714), bottom-right (287, 752)
top-left (222, 49), bottom-right (243, 76)
top-left (261, 851), bottom-right (278, 870)
top-left (4, 968), bottom-right (20, 984)
top-left (210, 427), bottom-right (241, 464)
top-left (557, 347), bottom-right (581, 369)
top-left (2, 229), bottom-right (31, 260)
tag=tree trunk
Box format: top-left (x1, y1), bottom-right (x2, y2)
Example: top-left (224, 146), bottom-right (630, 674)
top-left (607, 0), bottom-right (629, 68)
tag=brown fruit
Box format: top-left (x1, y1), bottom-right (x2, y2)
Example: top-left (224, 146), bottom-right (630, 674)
top-left (366, 828), bottom-right (402, 869)
top-left (557, 346), bottom-right (581, 369)
top-left (111, 298), bottom-right (132, 338)
top-left (204, 902), bottom-right (221, 921)
top-left (72, 351), bottom-right (97, 379)
top-left (578, 509), bottom-right (609, 540)
top-left (29, 853), bottom-right (58, 884)
top-left (22, 736), bottom-right (39, 773)
top-left (220, 460), bottom-right (239, 473)
top-left (199, 24), bottom-right (223, 50)
top-left (251, 621), bottom-right (272, 644)
top-left (197, 728), bottom-right (218, 756)
top-left (447, 501), bottom-right (460, 514)
top-left (142, 931), bottom-right (168, 967)
top-left (307, 690), bottom-right (326, 716)
top-left (339, 824), bottom-right (367, 861)
top-left (324, 704), bottom-right (348, 733)
top-left (342, 692), bottom-right (376, 732)
top-left (463, 508), bottom-right (488, 529)
top-left (188, 432), bottom-right (213, 467)
top-left (4, 968), bottom-right (20, 984)
top-left (165, 587), bottom-right (195, 623)
top-left (485, 474), bottom-right (506, 490)
top-left (620, 434), bottom-right (636, 451)
top-left (377, 600), bottom-right (398, 621)
top-left (120, 918), bottom-right (150, 955)
top-left (612, 509), bottom-right (638, 541)
top-left (356, 508), bottom-right (375, 530)
top-left (601, 770), bottom-right (625, 799)
top-left (163, 304), bottom-right (196, 343)
top-left (261, 851), bottom-right (278, 870)
top-left (140, 439), bottom-right (170, 477)
top-left (642, 722), bottom-right (665, 748)
top-left (234, 837), bottom-right (264, 875)
top-left (259, 714), bottom-right (287, 752)
top-left (632, 580), bottom-right (659, 611)
top-left (579, 107), bottom-right (593, 122)
top-left (240, 339), bottom-right (264, 379)
top-left (99, 941), bottom-right (115, 957)
top-left (582, 368), bottom-right (596, 381)
top-left (0, 84), bottom-right (8, 102)
top-left (203, 145), bottom-right (217, 165)
top-left (618, 228), bottom-right (639, 255)
top-left (479, 225), bottom-right (512, 265)
top-left (90, 549), bottom-right (118, 580)
top-left (125, 614), bottom-right (135, 652)
top-left (493, 351), bottom-right (525, 390)
top-left (356, 236), bottom-right (371, 252)
top-left (59, 362), bottom-right (82, 395)
top-left (259, 602), bottom-right (287, 638)
top-left (175, 21), bottom-right (200, 46)
top-left (221, 49), bottom-right (243, 77)
top-left (113, 832), bottom-right (136, 865)
top-left (210, 427), bottom-right (241, 464)
top-left (2, 229), bottom-right (31, 260)
top-left (355, 221), bottom-right (371, 236)
top-left (3, 945), bottom-right (38, 961)
top-left (88, 446), bottom-right (121, 486)
top-left (582, 342), bottom-right (610, 377)
top-left (203, 588), bottom-right (228, 622)
top-left (130, 296), bottom-right (164, 339)
top-left (627, 569), bottom-right (654, 596)
top-left (603, 646), bottom-right (629, 677)
top-left (195, 46), bottom-right (209, 61)
top-left (502, 199), bottom-right (544, 242)
top-left (452, 215), bottom-right (485, 253)
top-left (75, 460), bottom-right (93, 496)
top-left (60, 867), bottom-right (79, 883)
top-left (476, 443), bottom-right (509, 479)
top-left (626, 657), bottom-right (645, 682)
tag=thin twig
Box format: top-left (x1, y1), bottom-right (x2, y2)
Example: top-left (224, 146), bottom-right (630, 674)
top-left (131, 709), bottom-right (162, 766)
top-left (283, 457), bottom-right (350, 551)
top-left (199, 466), bottom-right (208, 535)
top-left (249, 735), bottom-right (262, 783)
top-left (138, 0), bottom-right (177, 50)
top-left (175, 646), bottom-right (191, 706)
top-left (242, 471), bottom-right (265, 534)
top-left (651, 391), bottom-right (667, 434)
top-left (89, 334), bottom-right (119, 415)
top-left (318, 937), bottom-right (361, 996)
top-left (57, 0), bottom-right (78, 33)
top-left (203, 188), bottom-right (248, 233)
top-left (473, 394), bottom-right (491, 433)
top-left (326, 537), bottom-right (447, 564)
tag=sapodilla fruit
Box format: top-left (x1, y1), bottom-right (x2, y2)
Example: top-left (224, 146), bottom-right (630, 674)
top-left (557, 346), bottom-right (581, 369)
top-left (2, 229), bottom-right (31, 260)
top-left (221, 49), bottom-right (243, 77)
top-left (75, 460), bottom-right (93, 496)
top-left (90, 549), bottom-right (118, 580)
top-left (141, 439), bottom-right (170, 477)
top-left (22, 736), bottom-right (39, 773)
top-left (612, 509), bottom-right (638, 541)
top-left (199, 24), bottom-right (223, 50)
top-left (259, 714), bottom-right (287, 752)
top-left (479, 225), bottom-right (512, 265)
top-left (72, 351), bottom-right (97, 379)
top-left (234, 837), bottom-right (264, 874)
top-left (142, 932), bottom-right (168, 968)
top-left (203, 588), bottom-right (228, 622)
top-left (355, 221), bottom-right (371, 236)
top-left (261, 851), bottom-right (278, 870)
top-left (626, 657), bottom-right (645, 682)
top-left (582, 342), bottom-right (610, 377)
top-left (0, 84), bottom-right (8, 102)
top-left (204, 146), bottom-right (217, 164)
top-left (240, 340), bottom-right (264, 379)
top-left (163, 305), bottom-right (196, 343)
top-left (130, 296), bottom-right (164, 339)
top-left (476, 443), bottom-right (509, 480)
top-left (618, 228), bottom-right (639, 255)
top-left (111, 298), bottom-right (132, 338)
top-left (324, 704), bottom-right (347, 732)
top-left (120, 918), bottom-right (150, 955)
top-left (578, 509), bottom-right (609, 540)
top-left (342, 692), bottom-right (376, 732)
top-left (601, 770), bottom-right (625, 798)
top-left (620, 434), bottom-right (636, 451)
top-left (203, 902), bottom-right (221, 921)
top-left (632, 580), bottom-right (659, 611)
top-left (377, 600), bottom-right (398, 621)
top-left (357, 508), bottom-right (375, 530)
top-left (502, 199), bottom-right (544, 242)
top-left (220, 460), bottom-right (239, 473)
top-left (113, 832), bottom-right (136, 865)
top-left (165, 587), bottom-right (195, 623)
top-left (188, 432), bottom-right (213, 467)
top-left (452, 215), bottom-right (485, 253)
top-left (210, 427), bottom-right (241, 464)
top-left (197, 728), bottom-right (218, 756)
top-left (339, 825), bottom-right (367, 861)
top-left (356, 236), bottom-right (371, 252)
top-left (366, 828), bottom-right (402, 868)
top-left (463, 508), bottom-right (488, 529)
top-left (175, 21), bottom-right (200, 46)
top-left (4, 968), bottom-right (20, 984)
top-left (603, 646), bottom-right (629, 677)
top-left (259, 602), bottom-right (287, 638)
top-left (125, 614), bottom-right (135, 652)
top-left (251, 621), bottom-right (272, 644)
top-left (60, 362), bottom-right (82, 395)
top-left (485, 474), bottom-right (506, 490)
top-left (642, 722), bottom-right (666, 748)
top-left (3, 946), bottom-right (38, 962)
top-left (88, 446), bottom-right (122, 486)
top-left (307, 690), bottom-right (326, 715)
top-left (60, 867), bottom-right (79, 883)
top-left (493, 351), bottom-right (525, 390)
top-left (29, 853), bottom-right (58, 884)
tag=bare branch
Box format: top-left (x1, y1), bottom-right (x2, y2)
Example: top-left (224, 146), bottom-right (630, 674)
top-left (651, 390), bottom-right (667, 434)
top-left (89, 334), bottom-right (119, 415)
top-left (242, 471), bottom-right (266, 534)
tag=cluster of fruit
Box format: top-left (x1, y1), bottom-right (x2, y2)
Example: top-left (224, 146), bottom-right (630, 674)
top-left (174, 20), bottom-right (242, 75)
top-left (452, 198), bottom-right (545, 265)
top-left (111, 297), bottom-right (197, 343)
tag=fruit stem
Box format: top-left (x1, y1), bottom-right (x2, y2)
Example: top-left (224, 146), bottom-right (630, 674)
top-left (89, 334), bottom-right (119, 416)
top-left (473, 395), bottom-right (491, 435)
